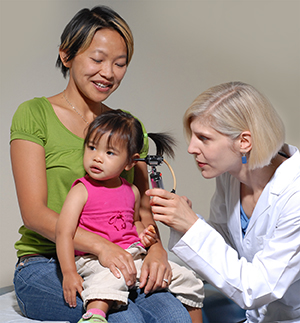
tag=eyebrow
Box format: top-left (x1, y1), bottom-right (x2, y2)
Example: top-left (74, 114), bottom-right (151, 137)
top-left (107, 143), bottom-right (122, 154)
top-left (107, 145), bottom-right (119, 151)
top-left (193, 130), bottom-right (210, 137)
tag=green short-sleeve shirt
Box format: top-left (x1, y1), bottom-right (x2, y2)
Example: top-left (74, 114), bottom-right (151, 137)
top-left (10, 97), bottom-right (149, 257)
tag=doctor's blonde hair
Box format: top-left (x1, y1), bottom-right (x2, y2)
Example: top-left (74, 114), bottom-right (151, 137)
top-left (184, 82), bottom-right (285, 170)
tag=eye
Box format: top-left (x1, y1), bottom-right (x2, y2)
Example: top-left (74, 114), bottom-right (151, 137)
top-left (115, 62), bottom-right (126, 68)
top-left (88, 145), bottom-right (96, 151)
top-left (91, 58), bottom-right (102, 63)
top-left (106, 150), bottom-right (115, 156)
top-left (198, 135), bottom-right (209, 142)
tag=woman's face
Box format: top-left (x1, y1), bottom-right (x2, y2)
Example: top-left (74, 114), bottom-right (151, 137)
top-left (187, 118), bottom-right (241, 179)
top-left (68, 28), bottom-right (128, 103)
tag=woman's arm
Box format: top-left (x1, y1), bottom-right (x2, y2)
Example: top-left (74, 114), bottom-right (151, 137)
top-left (11, 139), bottom-right (57, 240)
top-left (10, 139), bottom-right (137, 286)
top-left (133, 162), bottom-right (172, 293)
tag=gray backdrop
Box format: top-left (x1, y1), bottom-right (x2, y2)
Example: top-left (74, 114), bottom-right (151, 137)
top-left (1, 0), bottom-right (299, 287)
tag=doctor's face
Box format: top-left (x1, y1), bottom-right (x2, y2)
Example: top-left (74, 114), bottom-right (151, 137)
top-left (187, 119), bottom-right (240, 179)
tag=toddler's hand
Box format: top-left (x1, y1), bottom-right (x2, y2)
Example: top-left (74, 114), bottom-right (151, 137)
top-left (140, 225), bottom-right (158, 248)
top-left (62, 272), bottom-right (84, 307)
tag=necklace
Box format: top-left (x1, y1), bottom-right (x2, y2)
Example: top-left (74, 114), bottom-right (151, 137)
top-left (63, 91), bottom-right (89, 125)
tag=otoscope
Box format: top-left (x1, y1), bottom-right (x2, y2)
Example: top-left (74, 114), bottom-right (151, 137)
top-left (135, 155), bottom-right (176, 193)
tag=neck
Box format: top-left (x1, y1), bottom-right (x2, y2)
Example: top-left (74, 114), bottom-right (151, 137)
top-left (238, 153), bottom-right (286, 194)
top-left (62, 88), bottom-right (108, 122)
top-left (87, 175), bottom-right (122, 188)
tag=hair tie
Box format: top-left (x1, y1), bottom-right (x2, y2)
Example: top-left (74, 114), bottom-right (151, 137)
top-left (144, 133), bottom-right (148, 138)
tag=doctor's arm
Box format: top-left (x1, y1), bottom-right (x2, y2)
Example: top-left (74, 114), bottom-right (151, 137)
top-left (148, 187), bottom-right (300, 309)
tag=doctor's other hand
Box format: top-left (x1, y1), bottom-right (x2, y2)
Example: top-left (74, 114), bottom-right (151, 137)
top-left (146, 188), bottom-right (199, 233)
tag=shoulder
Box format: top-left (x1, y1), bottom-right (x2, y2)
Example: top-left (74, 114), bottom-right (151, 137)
top-left (121, 178), bottom-right (140, 197)
top-left (12, 97), bottom-right (53, 125)
top-left (11, 97), bottom-right (53, 145)
top-left (65, 180), bottom-right (88, 205)
top-left (130, 183), bottom-right (140, 196)
top-left (72, 175), bottom-right (95, 190)
top-left (69, 179), bottom-right (88, 197)
top-left (14, 97), bottom-right (51, 115)
top-left (131, 183), bottom-right (141, 202)
top-left (72, 176), bottom-right (85, 187)
top-left (271, 144), bottom-right (300, 195)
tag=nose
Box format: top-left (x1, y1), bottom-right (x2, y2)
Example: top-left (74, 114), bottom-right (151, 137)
top-left (187, 136), bottom-right (201, 156)
top-left (93, 152), bottom-right (103, 163)
top-left (99, 61), bottom-right (113, 79)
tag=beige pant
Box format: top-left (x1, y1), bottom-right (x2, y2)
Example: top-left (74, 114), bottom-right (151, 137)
top-left (75, 244), bottom-right (204, 309)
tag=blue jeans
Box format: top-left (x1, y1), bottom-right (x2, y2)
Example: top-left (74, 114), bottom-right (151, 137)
top-left (14, 255), bottom-right (191, 323)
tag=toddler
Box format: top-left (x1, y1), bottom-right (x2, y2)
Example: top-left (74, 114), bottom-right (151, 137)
top-left (56, 110), bottom-right (204, 323)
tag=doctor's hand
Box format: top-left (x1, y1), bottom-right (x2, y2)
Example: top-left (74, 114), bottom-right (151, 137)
top-left (146, 189), bottom-right (199, 233)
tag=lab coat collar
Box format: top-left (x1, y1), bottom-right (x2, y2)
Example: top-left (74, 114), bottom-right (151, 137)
top-left (244, 144), bottom-right (300, 237)
top-left (269, 144), bottom-right (300, 196)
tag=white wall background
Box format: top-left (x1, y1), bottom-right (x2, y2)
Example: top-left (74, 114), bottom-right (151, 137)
top-left (1, 0), bottom-right (299, 287)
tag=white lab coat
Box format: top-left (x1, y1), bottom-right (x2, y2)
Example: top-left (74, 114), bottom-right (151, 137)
top-left (169, 144), bottom-right (300, 323)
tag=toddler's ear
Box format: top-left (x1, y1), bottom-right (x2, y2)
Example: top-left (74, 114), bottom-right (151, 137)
top-left (124, 153), bottom-right (140, 171)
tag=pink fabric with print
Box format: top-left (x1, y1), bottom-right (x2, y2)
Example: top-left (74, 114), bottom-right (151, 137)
top-left (73, 175), bottom-right (142, 256)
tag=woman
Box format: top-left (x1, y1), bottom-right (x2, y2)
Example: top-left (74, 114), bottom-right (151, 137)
top-left (147, 82), bottom-right (300, 323)
top-left (10, 6), bottom-right (192, 323)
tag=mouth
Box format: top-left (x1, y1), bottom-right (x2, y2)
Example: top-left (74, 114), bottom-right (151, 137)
top-left (196, 159), bottom-right (207, 168)
top-left (94, 81), bottom-right (112, 90)
top-left (90, 166), bottom-right (103, 173)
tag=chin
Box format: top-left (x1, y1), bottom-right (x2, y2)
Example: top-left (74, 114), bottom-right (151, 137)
top-left (200, 170), bottom-right (216, 179)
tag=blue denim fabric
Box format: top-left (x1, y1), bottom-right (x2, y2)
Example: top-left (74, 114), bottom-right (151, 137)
top-left (14, 255), bottom-right (191, 323)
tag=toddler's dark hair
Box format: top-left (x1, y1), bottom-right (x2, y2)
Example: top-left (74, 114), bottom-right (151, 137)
top-left (84, 110), bottom-right (175, 163)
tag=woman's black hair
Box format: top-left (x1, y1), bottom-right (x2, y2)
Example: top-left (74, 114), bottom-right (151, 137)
top-left (84, 110), bottom-right (175, 162)
top-left (56, 5), bottom-right (134, 78)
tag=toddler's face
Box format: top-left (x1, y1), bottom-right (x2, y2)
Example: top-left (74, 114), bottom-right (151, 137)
top-left (83, 132), bottom-right (129, 186)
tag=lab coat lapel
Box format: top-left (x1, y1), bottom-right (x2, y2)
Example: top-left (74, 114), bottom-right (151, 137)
top-left (245, 188), bottom-right (271, 237)
top-left (243, 145), bottom-right (298, 238)
top-left (227, 176), bottom-right (244, 249)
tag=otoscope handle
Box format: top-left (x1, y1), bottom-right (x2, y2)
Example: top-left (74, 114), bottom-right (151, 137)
top-left (150, 169), bottom-right (164, 189)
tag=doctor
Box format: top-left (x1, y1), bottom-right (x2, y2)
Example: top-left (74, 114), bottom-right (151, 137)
top-left (147, 82), bottom-right (300, 323)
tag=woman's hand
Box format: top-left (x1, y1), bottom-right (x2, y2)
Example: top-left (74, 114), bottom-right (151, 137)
top-left (95, 239), bottom-right (137, 287)
top-left (146, 188), bottom-right (199, 233)
top-left (139, 242), bottom-right (172, 294)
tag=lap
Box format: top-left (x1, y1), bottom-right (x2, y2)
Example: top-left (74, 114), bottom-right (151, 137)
top-left (14, 255), bottom-right (83, 323)
top-left (14, 255), bottom-right (191, 323)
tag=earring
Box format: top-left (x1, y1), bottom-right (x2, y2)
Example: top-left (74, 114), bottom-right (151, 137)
top-left (242, 153), bottom-right (247, 164)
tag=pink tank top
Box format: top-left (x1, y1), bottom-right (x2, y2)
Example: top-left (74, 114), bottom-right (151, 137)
top-left (74, 175), bottom-right (142, 255)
